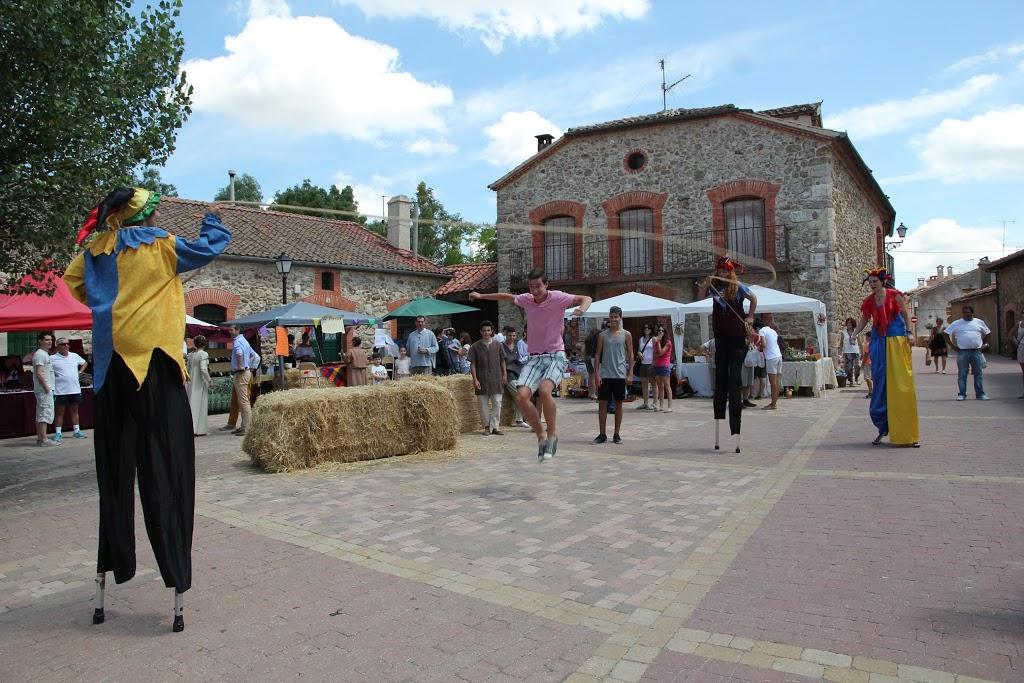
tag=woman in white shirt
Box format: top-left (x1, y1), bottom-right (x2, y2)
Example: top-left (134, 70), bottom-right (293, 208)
top-left (636, 323), bottom-right (656, 410)
top-left (839, 317), bottom-right (862, 386)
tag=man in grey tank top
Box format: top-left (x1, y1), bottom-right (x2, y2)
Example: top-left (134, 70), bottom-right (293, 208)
top-left (593, 306), bottom-right (634, 444)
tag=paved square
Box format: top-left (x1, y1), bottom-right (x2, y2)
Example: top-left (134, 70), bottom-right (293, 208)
top-left (1, 351), bottom-right (1021, 681)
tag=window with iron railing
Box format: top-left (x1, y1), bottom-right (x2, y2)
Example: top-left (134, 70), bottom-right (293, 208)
top-left (542, 215), bottom-right (575, 281)
top-left (724, 199), bottom-right (765, 260)
top-left (619, 208), bottom-right (653, 274)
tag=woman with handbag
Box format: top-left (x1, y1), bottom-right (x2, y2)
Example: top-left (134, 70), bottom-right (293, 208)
top-left (927, 319), bottom-right (948, 374)
top-left (652, 324), bottom-right (674, 412)
top-left (635, 322), bottom-right (656, 410)
top-left (741, 336), bottom-right (762, 407)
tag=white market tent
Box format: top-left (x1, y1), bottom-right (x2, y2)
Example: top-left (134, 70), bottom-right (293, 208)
top-left (578, 292), bottom-right (689, 370)
top-left (676, 285), bottom-right (829, 356)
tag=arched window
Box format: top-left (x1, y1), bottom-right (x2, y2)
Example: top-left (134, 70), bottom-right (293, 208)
top-left (619, 208), bottom-right (654, 275)
top-left (194, 303), bottom-right (226, 326)
top-left (543, 215), bottom-right (575, 281)
top-left (723, 199), bottom-right (765, 260)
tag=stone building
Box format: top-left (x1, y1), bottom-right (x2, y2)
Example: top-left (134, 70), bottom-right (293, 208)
top-left (489, 103), bottom-right (897, 355)
top-left (161, 195), bottom-right (451, 359)
top-left (905, 263), bottom-right (993, 340)
top-left (984, 248), bottom-right (1024, 356)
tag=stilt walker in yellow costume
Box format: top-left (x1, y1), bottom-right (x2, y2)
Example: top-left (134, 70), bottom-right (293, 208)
top-left (852, 267), bottom-right (920, 448)
top-left (64, 187), bottom-right (231, 632)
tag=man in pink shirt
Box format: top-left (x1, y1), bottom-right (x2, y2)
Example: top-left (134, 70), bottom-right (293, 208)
top-left (471, 269), bottom-right (591, 461)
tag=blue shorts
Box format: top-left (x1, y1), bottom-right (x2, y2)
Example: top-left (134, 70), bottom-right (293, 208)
top-left (55, 393), bottom-right (82, 406)
top-left (653, 366), bottom-right (671, 377)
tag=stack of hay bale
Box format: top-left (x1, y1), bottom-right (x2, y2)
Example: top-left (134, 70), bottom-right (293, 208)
top-left (243, 382), bottom-right (459, 472)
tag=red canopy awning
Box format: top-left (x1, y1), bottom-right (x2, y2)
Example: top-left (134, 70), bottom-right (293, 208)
top-left (0, 272), bottom-right (93, 332)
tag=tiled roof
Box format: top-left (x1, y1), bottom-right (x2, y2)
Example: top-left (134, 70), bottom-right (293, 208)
top-left (564, 104), bottom-right (740, 136)
top-left (435, 262), bottom-right (497, 296)
top-left (158, 197), bottom-right (449, 277)
top-left (983, 247), bottom-right (1024, 271)
top-left (949, 283), bottom-right (998, 303)
top-left (758, 102), bottom-right (823, 126)
top-left (906, 272), bottom-right (969, 296)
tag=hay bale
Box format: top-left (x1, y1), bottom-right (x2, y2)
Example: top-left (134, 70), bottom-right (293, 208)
top-left (409, 374), bottom-right (483, 434)
top-left (243, 382), bottom-right (459, 472)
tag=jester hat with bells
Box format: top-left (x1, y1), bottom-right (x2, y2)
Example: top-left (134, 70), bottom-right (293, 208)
top-left (715, 255), bottom-right (746, 275)
top-left (862, 266), bottom-right (894, 287)
top-left (76, 187), bottom-right (162, 245)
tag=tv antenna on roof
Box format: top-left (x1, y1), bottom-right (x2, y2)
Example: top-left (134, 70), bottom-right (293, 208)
top-left (660, 59), bottom-right (691, 112)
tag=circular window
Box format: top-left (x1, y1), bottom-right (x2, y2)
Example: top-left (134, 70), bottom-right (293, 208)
top-left (625, 151), bottom-right (647, 172)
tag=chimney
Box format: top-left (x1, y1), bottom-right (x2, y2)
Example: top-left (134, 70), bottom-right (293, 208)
top-left (386, 195), bottom-right (412, 251)
top-left (936, 265), bottom-right (944, 277)
top-left (535, 134), bottom-right (554, 152)
top-left (946, 266), bottom-right (953, 276)
top-left (917, 278), bottom-right (925, 287)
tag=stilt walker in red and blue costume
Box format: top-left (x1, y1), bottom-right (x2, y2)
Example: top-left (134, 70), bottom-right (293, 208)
top-left (64, 187), bottom-right (231, 632)
top-left (852, 267), bottom-right (920, 448)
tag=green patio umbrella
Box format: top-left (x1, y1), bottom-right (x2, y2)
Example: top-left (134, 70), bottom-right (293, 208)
top-left (382, 297), bottom-right (479, 320)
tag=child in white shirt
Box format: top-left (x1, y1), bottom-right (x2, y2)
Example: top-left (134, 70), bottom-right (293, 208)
top-left (370, 355), bottom-right (388, 384)
top-left (394, 347), bottom-right (411, 381)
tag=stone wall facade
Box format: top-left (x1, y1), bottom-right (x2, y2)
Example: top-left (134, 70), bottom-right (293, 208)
top-left (988, 258), bottom-right (1024, 356)
top-left (495, 114), bottom-right (889, 356)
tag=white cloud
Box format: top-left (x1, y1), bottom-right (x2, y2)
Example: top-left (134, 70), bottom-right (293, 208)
top-left (463, 30), bottom-right (771, 125)
top-left (946, 42), bottom-right (1024, 73)
top-left (247, 0), bottom-right (290, 19)
top-left (827, 75), bottom-right (999, 139)
top-left (184, 7), bottom-right (453, 141)
top-left (333, 0), bottom-right (649, 53)
top-left (914, 106), bottom-right (1024, 183)
top-left (894, 219), bottom-right (1003, 291)
top-left (482, 111), bottom-right (563, 167)
top-left (408, 138), bottom-right (457, 156)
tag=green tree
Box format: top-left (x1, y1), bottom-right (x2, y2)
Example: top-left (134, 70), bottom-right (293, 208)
top-left (135, 167), bottom-right (178, 197)
top-left (0, 0), bottom-right (192, 293)
top-left (415, 181), bottom-right (474, 266)
top-left (470, 224), bottom-right (497, 263)
top-left (270, 179), bottom-right (365, 224)
top-left (214, 173), bottom-right (263, 203)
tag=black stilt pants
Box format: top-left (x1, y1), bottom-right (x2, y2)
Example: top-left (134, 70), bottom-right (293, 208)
top-left (713, 335), bottom-right (747, 435)
top-left (94, 350), bottom-right (194, 592)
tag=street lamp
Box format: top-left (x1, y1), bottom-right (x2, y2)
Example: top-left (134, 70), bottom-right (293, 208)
top-left (884, 222), bottom-right (908, 251)
top-left (275, 252), bottom-right (292, 304)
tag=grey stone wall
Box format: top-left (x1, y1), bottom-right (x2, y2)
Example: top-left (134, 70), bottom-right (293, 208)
top-left (991, 260), bottom-right (1023, 355)
top-left (828, 158), bottom-right (884, 353)
top-left (495, 115), bottom-right (859, 352)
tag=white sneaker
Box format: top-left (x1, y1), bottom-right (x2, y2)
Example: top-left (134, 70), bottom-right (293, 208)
top-left (36, 439), bottom-right (58, 447)
top-left (978, 395), bottom-right (990, 401)
top-left (956, 395), bottom-right (966, 401)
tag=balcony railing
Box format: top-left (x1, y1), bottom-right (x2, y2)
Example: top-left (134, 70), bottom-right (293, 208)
top-left (507, 225), bottom-right (789, 288)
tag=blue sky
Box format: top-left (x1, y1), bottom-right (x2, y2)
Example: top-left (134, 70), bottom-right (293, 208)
top-left (162, 0), bottom-right (1024, 290)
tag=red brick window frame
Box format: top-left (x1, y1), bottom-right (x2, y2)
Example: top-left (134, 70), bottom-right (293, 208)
top-left (529, 201), bottom-right (585, 281)
top-left (316, 268), bottom-right (341, 292)
top-left (707, 180), bottom-right (780, 261)
top-left (602, 191), bottom-right (667, 276)
top-left (184, 287), bottom-right (240, 320)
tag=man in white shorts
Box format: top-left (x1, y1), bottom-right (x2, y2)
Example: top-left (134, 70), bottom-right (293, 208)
top-left (755, 319), bottom-right (783, 410)
top-left (470, 269), bottom-right (591, 461)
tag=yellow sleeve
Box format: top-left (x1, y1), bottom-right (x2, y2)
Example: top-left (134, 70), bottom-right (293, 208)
top-left (63, 254), bottom-right (87, 303)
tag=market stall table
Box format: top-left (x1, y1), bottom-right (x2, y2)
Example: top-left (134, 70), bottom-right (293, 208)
top-left (680, 362), bottom-right (713, 397)
top-left (779, 358), bottom-right (838, 397)
top-left (0, 388), bottom-right (95, 439)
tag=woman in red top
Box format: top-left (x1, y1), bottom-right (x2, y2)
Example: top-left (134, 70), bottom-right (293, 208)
top-left (652, 323), bottom-right (674, 412)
